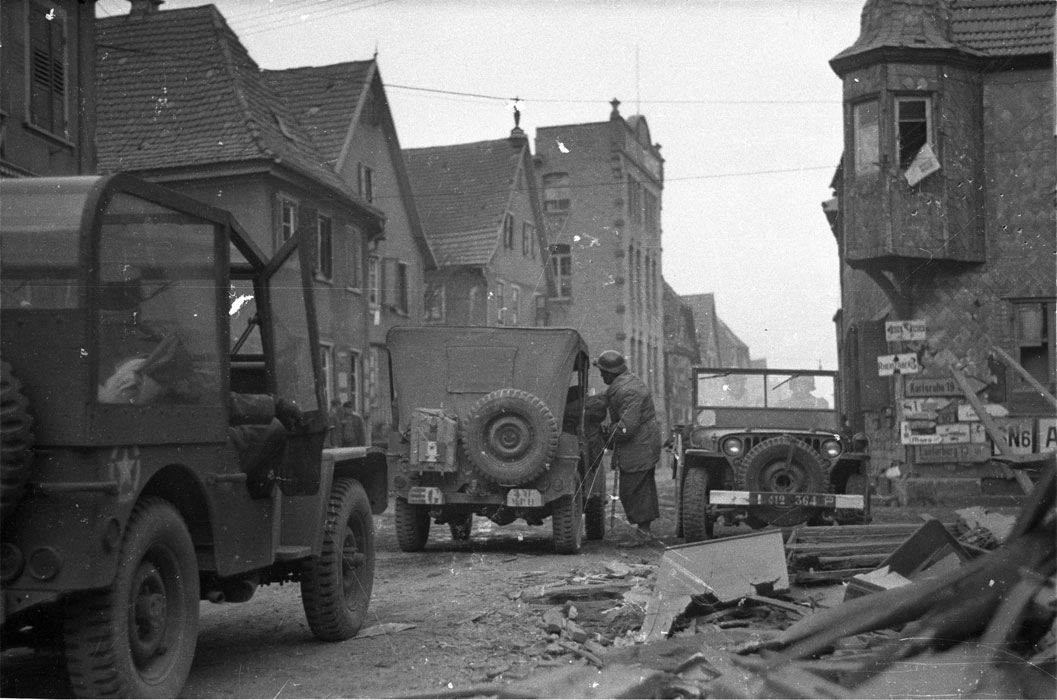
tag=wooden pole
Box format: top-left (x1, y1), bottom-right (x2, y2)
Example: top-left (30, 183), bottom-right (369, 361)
top-left (949, 366), bottom-right (1033, 494)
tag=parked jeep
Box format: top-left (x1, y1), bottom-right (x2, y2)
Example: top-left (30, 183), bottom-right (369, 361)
top-left (0, 175), bottom-right (387, 697)
top-left (385, 326), bottom-right (606, 553)
top-left (677, 367), bottom-right (870, 541)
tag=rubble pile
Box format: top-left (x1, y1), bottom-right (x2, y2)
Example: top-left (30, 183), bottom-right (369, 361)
top-left (490, 471), bottom-right (1054, 698)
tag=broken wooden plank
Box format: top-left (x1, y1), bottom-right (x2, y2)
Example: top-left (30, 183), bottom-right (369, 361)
top-left (950, 366), bottom-right (1033, 494)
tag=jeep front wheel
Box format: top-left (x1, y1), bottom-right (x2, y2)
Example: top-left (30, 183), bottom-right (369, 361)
top-left (301, 478), bottom-right (375, 641)
top-left (64, 498), bottom-right (198, 699)
top-left (462, 389), bottom-right (558, 485)
top-left (681, 468), bottom-right (714, 542)
top-left (395, 497), bottom-right (430, 551)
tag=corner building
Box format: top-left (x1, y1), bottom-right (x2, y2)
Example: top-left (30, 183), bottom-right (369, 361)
top-left (535, 100), bottom-right (667, 425)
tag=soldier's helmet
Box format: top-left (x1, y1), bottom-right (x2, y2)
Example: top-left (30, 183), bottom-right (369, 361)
top-left (593, 350), bottom-right (628, 375)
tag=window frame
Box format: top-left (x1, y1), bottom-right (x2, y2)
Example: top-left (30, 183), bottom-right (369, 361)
top-left (424, 281), bottom-right (445, 323)
top-left (357, 163), bottom-right (374, 203)
top-left (542, 172), bottom-right (571, 213)
top-left (895, 95), bottom-right (932, 171)
top-left (347, 350), bottom-right (361, 413)
top-left (495, 280), bottom-right (506, 325)
top-left (316, 213), bottom-right (333, 282)
top-left (502, 214), bottom-right (515, 249)
top-left (279, 195), bottom-right (298, 245)
top-left (852, 98), bottom-right (880, 177)
top-left (346, 224), bottom-right (362, 291)
top-left (319, 342), bottom-right (334, 409)
top-left (549, 243), bottom-right (572, 299)
top-left (1010, 298), bottom-right (1056, 400)
top-left (395, 261), bottom-right (409, 315)
top-left (510, 284), bottom-right (520, 326)
top-left (367, 255), bottom-right (381, 308)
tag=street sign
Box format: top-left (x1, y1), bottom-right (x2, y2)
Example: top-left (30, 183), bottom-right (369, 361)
top-left (878, 353), bottom-right (920, 376)
top-left (915, 443), bottom-right (991, 464)
top-left (904, 376), bottom-right (960, 396)
top-left (885, 320), bottom-right (927, 342)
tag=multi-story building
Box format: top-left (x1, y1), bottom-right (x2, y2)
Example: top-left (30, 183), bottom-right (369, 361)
top-left (827, 0), bottom-right (1056, 479)
top-left (662, 282), bottom-right (700, 430)
top-left (1, 0), bottom-right (98, 177)
top-left (682, 293), bottom-right (756, 369)
top-left (263, 61), bottom-right (435, 443)
top-left (404, 127), bottom-right (554, 328)
top-left (96, 3), bottom-right (432, 444)
top-left (535, 101), bottom-right (666, 420)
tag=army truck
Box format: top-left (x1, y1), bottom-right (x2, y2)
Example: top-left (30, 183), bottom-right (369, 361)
top-left (385, 326), bottom-right (606, 554)
top-left (0, 174), bottom-right (388, 697)
top-left (677, 367), bottom-right (870, 541)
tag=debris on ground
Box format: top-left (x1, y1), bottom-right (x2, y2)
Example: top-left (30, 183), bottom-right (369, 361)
top-left (954, 505), bottom-right (1016, 548)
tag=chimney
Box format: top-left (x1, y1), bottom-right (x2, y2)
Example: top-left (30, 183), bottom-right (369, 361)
top-left (129, 0), bottom-right (164, 17)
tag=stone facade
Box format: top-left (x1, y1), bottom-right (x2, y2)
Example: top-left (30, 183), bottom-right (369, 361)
top-left (828, 0), bottom-right (1056, 477)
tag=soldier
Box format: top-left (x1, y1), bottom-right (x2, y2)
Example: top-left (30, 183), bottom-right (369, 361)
top-left (594, 350), bottom-right (661, 542)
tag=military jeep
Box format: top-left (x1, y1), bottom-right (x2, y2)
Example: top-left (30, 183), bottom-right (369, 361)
top-left (677, 367), bottom-right (870, 542)
top-left (386, 326), bottom-right (606, 554)
top-left (0, 175), bottom-right (387, 698)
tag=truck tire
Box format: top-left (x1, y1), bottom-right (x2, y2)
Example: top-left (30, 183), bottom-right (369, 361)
top-left (584, 495), bottom-right (606, 540)
top-left (395, 497), bottom-right (430, 552)
top-left (462, 389), bottom-right (558, 485)
top-left (64, 498), bottom-right (198, 699)
top-left (737, 436), bottom-right (828, 527)
top-left (551, 493), bottom-right (583, 554)
top-left (1, 360), bottom-right (34, 523)
top-left (681, 468), bottom-right (715, 542)
top-left (448, 512), bottom-right (473, 541)
top-left (301, 478), bottom-right (375, 641)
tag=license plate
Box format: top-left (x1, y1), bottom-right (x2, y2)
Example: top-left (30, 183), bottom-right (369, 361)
top-left (749, 492), bottom-right (836, 508)
top-left (506, 489), bottom-right (542, 507)
top-left (408, 486), bottom-right (444, 505)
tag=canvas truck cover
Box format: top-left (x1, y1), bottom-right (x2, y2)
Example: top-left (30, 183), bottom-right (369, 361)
top-left (386, 326), bottom-right (588, 430)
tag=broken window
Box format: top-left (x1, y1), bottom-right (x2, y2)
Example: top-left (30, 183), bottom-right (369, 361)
top-left (1011, 299), bottom-right (1056, 410)
top-left (896, 97), bottom-right (931, 170)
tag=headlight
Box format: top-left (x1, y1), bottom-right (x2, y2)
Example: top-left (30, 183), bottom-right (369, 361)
top-left (688, 427), bottom-right (710, 448)
top-left (821, 439), bottom-right (842, 459)
top-left (721, 436), bottom-right (743, 457)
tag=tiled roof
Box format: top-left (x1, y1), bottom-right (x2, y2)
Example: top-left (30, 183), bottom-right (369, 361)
top-left (262, 61), bottom-right (374, 168)
top-left (404, 139), bottom-right (525, 267)
top-left (96, 6), bottom-right (348, 194)
top-left (833, 0), bottom-right (1053, 67)
top-left (952, 0), bottom-right (1055, 55)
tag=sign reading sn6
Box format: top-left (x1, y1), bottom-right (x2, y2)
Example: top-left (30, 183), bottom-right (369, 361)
top-left (877, 353), bottom-right (920, 376)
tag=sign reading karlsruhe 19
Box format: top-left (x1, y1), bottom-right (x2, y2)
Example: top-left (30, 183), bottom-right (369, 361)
top-left (885, 320), bottom-right (927, 342)
top-left (904, 376), bottom-right (962, 397)
top-left (878, 353), bottom-right (920, 376)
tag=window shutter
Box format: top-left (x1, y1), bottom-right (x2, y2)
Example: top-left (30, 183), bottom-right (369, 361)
top-left (382, 257), bottom-right (397, 307)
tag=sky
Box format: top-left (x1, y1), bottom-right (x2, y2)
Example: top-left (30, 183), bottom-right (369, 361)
top-left (95, 0), bottom-right (865, 369)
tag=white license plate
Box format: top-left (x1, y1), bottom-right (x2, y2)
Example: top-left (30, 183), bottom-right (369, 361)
top-left (408, 486), bottom-right (444, 505)
top-left (506, 489), bottom-right (542, 507)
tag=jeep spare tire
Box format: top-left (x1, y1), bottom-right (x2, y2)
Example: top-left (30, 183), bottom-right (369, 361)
top-left (737, 435), bottom-right (829, 527)
top-left (462, 388), bottom-right (558, 485)
top-left (1, 360), bottom-right (34, 523)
